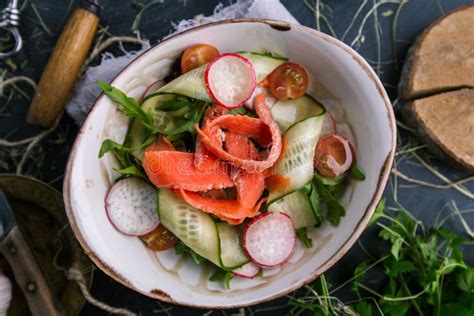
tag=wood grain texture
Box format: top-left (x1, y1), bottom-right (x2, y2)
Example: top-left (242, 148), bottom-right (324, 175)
top-left (0, 226), bottom-right (64, 316)
top-left (399, 5), bottom-right (474, 99)
top-left (401, 88), bottom-right (474, 170)
top-left (27, 8), bottom-right (99, 128)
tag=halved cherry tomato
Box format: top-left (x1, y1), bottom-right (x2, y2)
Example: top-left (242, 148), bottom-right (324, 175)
top-left (140, 225), bottom-right (177, 251)
top-left (314, 134), bottom-right (353, 178)
top-left (267, 62), bottom-right (308, 100)
top-left (181, 44), bottom-right (219, 73)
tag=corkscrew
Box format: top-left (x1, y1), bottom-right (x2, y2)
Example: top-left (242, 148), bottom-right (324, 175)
top-left (0, 0), bottom-right (22, 59)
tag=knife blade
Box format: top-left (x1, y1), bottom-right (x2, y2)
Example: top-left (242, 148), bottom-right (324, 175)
top-left (0, 190), bottom-right (64, 316)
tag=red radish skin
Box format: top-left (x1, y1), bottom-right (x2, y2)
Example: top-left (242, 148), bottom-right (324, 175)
top-left (141, 80), bottom-right (164, 100)
top-left (232, 262), bottom-right (260, 279)
top-left (205, 53), bottom-right (256, 109)
top-left (243, 211), bottom-right (296, 268)
top-left (105, 177), bottom-right (159, 236)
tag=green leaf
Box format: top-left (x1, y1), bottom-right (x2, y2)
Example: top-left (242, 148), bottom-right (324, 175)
top-left (394, 210), bottom-right (416, 236)
top-left (313, 177), bottom-right (345, 225)
top-left (313, 173), bottom-right (345, 186)
top-left (99, 139), bottom-right (124, 158)
top-left (380, 300), bottom-right (409, 316)
top-left (349, 164), bottom-right (366, 180)
top-left (368, 198), bottom-right (385, 227)
top-left (113, 165), bottom-right (144, 178)
top-left (354, 300), bottom-right (372, 316)
top-left (209, 268), bottom-right (233, 289)
top-left (385, 258), bottom-right (414, 278)
top-left (307, 183), bottom-right (323, 225)
top-left (209, 268), bottom-right (226, 282)
top-left (352, 261), bottom-right (369, 294)
top-left (174, 241), bottom-right (206, 264)
top-left (456, 268), bottom-right (474, 293)
top-left (97, 80), bottom-right (154, 129)
top-left (224, 271), bottom-right (233, 289)
top-left (390, 237), bottom-right (403, 260)
top-left (296, 227), bottom-right (313, 248)
top-left (440, 303), bottom-right (472, 316)
top-left (417, 235), bottom-right (438, 267)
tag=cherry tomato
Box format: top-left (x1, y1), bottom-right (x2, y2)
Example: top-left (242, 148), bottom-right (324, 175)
top-left (140, 225), bottom-right (177, 251)
top-left (314, 134), bottom-right (353, 178)
top-left (181, 44), bottom-right (219, 73)
top-left (267, 62), bottom-right (308, 100)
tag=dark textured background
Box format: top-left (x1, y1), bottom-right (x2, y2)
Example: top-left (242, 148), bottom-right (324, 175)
top-left (0, 0), bottom-right (473, 315)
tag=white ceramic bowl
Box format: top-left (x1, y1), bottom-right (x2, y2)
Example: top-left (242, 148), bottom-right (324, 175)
top-left (64, 19), bottom-right (395, 308)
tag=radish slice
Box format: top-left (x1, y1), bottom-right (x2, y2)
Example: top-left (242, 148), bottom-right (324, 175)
top-left (205, 53), bottom-right (256, 109)
top-left (105, 177), bottom-right (159, 236)
top-left (243, 212), bottom-right (296, 268)
top-left (232, 262), bottom-right (260, 279)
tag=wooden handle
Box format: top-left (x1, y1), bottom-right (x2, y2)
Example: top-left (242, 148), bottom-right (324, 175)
top-left (0, 226), bottom-right (64, 316)
top-left (27, 6), bottom-right (99, 127)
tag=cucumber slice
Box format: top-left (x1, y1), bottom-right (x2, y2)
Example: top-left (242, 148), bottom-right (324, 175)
top-left (158, 189), bottom-right (221, 266)
top-left (157, 64), bottom-right (213, 102)
top-left (236, 52), bottom-right (287, 82)
top-left (271, 95), bottom-right (325, 132)
top-left (155, 52), bottom-right (286, 102)
top-left (268, 190), bottom-right (317, 229)
top-left (268, 115), bottom-right (325, 203)
top-left (217, 222), bottom-right (249, 269)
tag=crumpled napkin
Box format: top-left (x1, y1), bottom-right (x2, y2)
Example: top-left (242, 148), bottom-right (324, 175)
top-left (65, 0), bottom-right (298, 125)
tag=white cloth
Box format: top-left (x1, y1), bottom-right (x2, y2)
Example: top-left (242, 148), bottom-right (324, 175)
top-left (65, 0), bottom-right (298, 125)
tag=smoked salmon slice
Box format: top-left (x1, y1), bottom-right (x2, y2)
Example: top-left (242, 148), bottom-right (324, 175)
top-left (224, 132), bottom-right (260, 160)
top-left (195, 93), bottom-right (282, 172)
top-left (143, 151), bottom-right (233, 191)
top-left (195, 105), bottom-right (228, 172)
top-left (178, 130), bottom-right (266, 224)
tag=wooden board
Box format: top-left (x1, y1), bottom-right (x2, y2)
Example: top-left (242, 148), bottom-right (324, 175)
top-left (0, 175), bottom-right (93, 316)
top-left (401, 88), bottom-right (474, 170)
top-left (399, 5), bottom-right (474, 99)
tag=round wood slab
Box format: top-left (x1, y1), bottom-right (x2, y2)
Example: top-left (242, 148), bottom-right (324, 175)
top-left (399, 5), bottom-right (474, 170)
top-left (0, 174), bottom-right (93, 316)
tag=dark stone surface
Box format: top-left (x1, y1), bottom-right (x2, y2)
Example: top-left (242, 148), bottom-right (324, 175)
top-left (0, 0), bottom-right (473, 315)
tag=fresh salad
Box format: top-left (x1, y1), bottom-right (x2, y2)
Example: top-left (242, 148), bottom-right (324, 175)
top-left (98, 43), bottom-right (365, 287)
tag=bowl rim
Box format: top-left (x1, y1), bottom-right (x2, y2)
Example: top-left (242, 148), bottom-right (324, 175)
top-left (63, 18), bottom-right (396, 309)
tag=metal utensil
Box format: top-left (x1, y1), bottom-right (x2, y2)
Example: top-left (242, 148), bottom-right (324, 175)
top-left (0, 190), bottom-right (64, 316)
top-left (0, 0), bottom-right (22, 59)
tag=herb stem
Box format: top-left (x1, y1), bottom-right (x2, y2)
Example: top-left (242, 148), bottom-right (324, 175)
top-left (357, 283), bottom-right (430, 301)
top-left (400, 275), bottom-right (423, 316)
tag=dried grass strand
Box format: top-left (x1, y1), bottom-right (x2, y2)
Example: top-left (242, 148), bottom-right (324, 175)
top-left (84, 36), bottom-right (147, 67)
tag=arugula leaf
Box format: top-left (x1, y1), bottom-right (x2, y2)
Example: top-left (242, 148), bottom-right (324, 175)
top-left (349, 164), bottom-right (366, 180)
top-left (113, 165), bottom-right (145, 178)
top-left (209, 268), bottom-right (226, 282)
top-left (209, 268), bottom-right (233, 289)
top-left (174, 241), bottom-right (206, 264)
top-left (307, 183), bottom-right (323, 225)
top-left (97, 80), bottom-right (154, 130)
top-left (296, 227), bottom-right (313, 248)
top-left (313, 177), bottom-right (345, 225)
